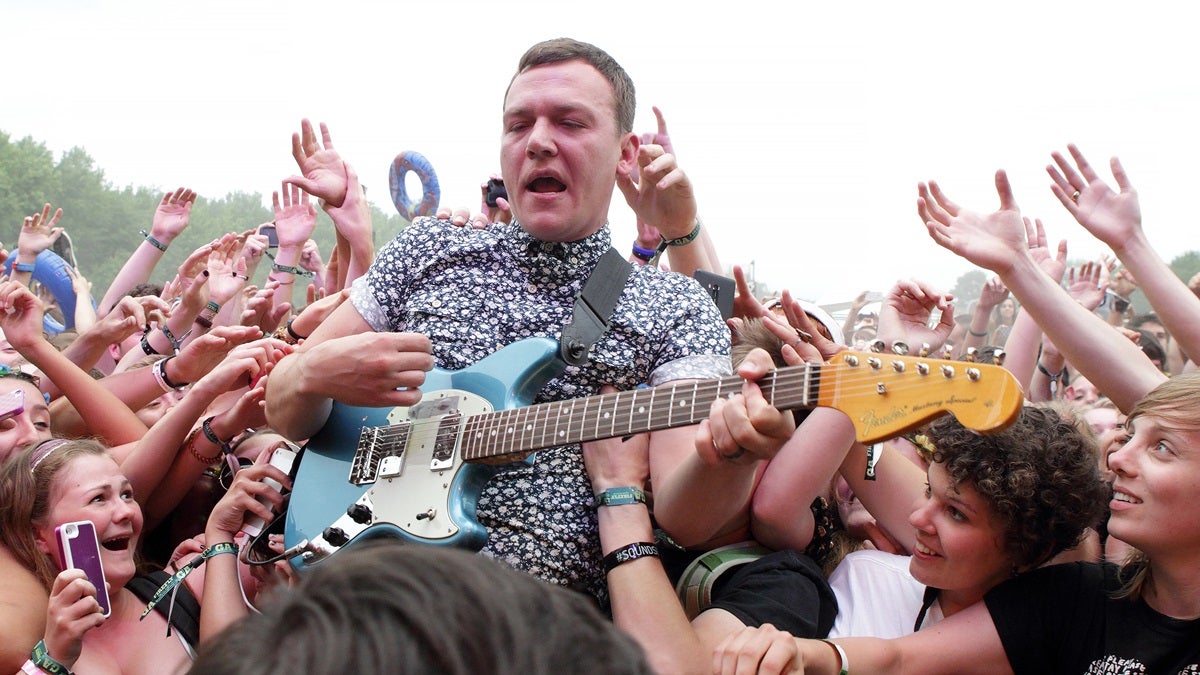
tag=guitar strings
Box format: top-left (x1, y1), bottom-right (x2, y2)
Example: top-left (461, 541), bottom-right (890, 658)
top-left (350, 362), bottom-right (1007, 465)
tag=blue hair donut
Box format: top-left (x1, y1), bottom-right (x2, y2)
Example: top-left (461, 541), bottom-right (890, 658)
top-left (3, 249), bottom-right (94, 335)
top-left (389, 151), bottom-right (441, 221)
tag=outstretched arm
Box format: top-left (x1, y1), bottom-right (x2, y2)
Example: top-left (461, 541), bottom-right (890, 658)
top-left (919, 171), bottom-right (1164, 411)
top-left (1047, 145), bottom-right (1200, 367)
top-left (99, 188), bottom-right (195, 315)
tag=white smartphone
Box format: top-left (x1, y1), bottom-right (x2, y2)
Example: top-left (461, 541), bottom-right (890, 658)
top-left (242, 446), bottom-right (297, 537)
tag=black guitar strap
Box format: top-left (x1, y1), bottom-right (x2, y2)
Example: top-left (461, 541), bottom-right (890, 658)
top-left (559, 247), bottom-right (631, 366)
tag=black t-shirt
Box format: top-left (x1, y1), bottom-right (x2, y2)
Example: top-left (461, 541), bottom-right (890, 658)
top-left (984, 562), bottom-right (1200, 674)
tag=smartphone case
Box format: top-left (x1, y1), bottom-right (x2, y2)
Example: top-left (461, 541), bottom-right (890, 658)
top-left (56, 520), bottom-right (111, 617)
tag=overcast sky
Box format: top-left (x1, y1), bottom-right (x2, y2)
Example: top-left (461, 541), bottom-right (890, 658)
top-left (4, 0), bottom-right (1197, 306)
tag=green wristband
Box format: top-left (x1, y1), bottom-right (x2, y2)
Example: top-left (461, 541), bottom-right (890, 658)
top-left (595, 486), bottom-right (646, 507)
top-left (32, 640), bottom-right (73, 675)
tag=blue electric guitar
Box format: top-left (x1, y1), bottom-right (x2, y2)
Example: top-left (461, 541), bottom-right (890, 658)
top-left (283, 337), bottom-right (1022, 568)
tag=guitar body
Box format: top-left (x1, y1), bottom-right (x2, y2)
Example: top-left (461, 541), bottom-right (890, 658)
top-left (284, 338), bottom-right (565, 567)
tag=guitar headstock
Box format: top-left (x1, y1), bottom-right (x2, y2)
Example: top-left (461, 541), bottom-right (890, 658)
top-left (816, 350), bottom-right (1024, 444)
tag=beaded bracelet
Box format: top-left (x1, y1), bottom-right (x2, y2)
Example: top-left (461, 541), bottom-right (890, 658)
top-left (139, 229), bottom-right (168, 252)
top-left (602, 541), bottom-right (659, 574)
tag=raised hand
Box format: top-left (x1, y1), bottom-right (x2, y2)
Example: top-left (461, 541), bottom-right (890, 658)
top-left (1047, 144), bottom-right (1141, 248)
top-left (977, 276), bottom-right (1009, 311)
top-left (617, 144), bottom-right (697, 241)
top-left (877, 278), bottom-right (955, 352)
top-left (1023, 216), bottom-right (1068, 283)
top-left (919, 172), bottom-right (1028, 275)
top-left (150, 187), bottom-right (196, 243)
top-left (1066, 261), bottom-right (1108, 312)
top-left (272, 182), bottom-right (318, 250)
top-left (17, 203), bottom-right (64, 258)
top-left (287, 119), bottom-right (347, 207)
top-left (0, 281), bottom-right (47, 350)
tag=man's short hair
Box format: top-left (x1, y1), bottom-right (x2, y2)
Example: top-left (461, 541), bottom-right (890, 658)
top-left (511, 38), bottom-right (636, 134)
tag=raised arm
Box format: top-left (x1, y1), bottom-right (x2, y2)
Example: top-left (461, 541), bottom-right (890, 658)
top-left (0, 282), bottom-right (148, 446)
top-left (919, 171), bottom-right (1164, 411)
top-left (11, 203), bottom-right (63, 288)
top-left (98, 188), bottom-right (195, 315)
top-left (1047, 145), bottom-right (1200, 366)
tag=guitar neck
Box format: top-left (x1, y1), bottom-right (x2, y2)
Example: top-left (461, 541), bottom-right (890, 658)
top-left (460, 364), bottom-right (817, 462)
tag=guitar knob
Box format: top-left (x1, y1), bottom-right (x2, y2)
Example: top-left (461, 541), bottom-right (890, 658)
top-left (322, 526), bottom-right (349, 547)
top-left (346, 503), bottom-right (373, 524)
top-left (891, 342), bottom-right (909, 355)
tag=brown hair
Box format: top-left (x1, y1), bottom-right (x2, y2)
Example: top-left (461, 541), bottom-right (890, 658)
top-left (0, 438), bottom-right (109, 587)
top-left (927, 405), bottom-right (1109, 569)
top-left (508, 38), bottom-right (636, 134)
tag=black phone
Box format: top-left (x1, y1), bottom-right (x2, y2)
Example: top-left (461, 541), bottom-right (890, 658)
top-left (485, 179), bottom-right (508, 208)
top-left (693, 270), bottom-right (735, 320)
top-left (258, 224), bottom-right (279, 248)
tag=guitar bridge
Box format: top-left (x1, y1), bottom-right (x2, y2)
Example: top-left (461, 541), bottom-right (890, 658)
top-left (349, 423), bottom-right (413, 485)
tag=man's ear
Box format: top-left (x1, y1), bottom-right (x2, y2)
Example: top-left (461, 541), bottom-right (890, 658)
top-left (616, 132), bottom-right (639, 178)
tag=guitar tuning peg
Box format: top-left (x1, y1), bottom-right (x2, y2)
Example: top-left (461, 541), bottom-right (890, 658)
top-left (868, 339), bottom-right (885, 353)
top-left (940, 364), bottom-right (956, 378)
top-left (941, 344), bottom-right (954, 359)
top-left (963, 347), bottom-right (978, 363)
top-left (867, 357), bottom-right (883, 370)
top-left (891, 341), bottom-right (909, 355)
top-left (916, 362), bottom-right (931, 375)
top-left (843, 354), bottom-right (860, 367)
top-left (919, 343), bottom-right (931, 357)
top-left (991, 350), bottom-right (1006, 366)
top-left (967, 367), bottom-right (982, 381)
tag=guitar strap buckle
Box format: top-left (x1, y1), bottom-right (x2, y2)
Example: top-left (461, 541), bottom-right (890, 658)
top-left (558, 247), bottom-right (630, 367)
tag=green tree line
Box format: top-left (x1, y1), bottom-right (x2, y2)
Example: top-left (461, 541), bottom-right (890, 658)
top-left (0, 130), bottom-right (411, 299)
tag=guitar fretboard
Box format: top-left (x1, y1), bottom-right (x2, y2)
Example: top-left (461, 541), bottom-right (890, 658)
top-left (459, 363), bottom-right (819, 461)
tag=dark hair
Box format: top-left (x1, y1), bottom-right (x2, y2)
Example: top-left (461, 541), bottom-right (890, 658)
top-left (1135, 330), bottom-right (1165, 370)
top-left (508, 38), bottom-right (635, 134)
top-left (926, 405), bottom-right (1109, 569)
top-left (189, 541), bottom-right (652, 675)
top-left (1127, 312), bottom-right (1161, 331)
top-left (125, 283), bottom-right (164, 299)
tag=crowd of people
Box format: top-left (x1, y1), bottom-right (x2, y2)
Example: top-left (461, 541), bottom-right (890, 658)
top-left (0, 37), bottom-right (1196, 675)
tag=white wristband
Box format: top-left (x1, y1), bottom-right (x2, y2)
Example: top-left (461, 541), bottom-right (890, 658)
top-left (821, 639), bottom-right (849, 675)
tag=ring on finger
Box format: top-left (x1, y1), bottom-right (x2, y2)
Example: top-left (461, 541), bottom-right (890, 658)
top-left (721, 447), bottom-right (746, 461)
top-left (1071, 190), bottom-right (1081, 203)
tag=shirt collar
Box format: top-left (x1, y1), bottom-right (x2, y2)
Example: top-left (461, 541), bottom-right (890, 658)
top-left (505, 220), bottom-right (612, 270)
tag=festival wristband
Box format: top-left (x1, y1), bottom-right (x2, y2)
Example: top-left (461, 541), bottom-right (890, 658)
top-left (595, 486), bottom-right (646, 507)
top-left (821, 639), bottom-right (849, 675)
top-left (31, 640), bottom-right (73, 675)
top-left (661, 218), bottom-right (702, 247)
top-left (14, 262), bottom-right (36, 274)
top-left (139, 229), bottom-right (168, 252)
top-left (602, 541), bottom-right (659, 574)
